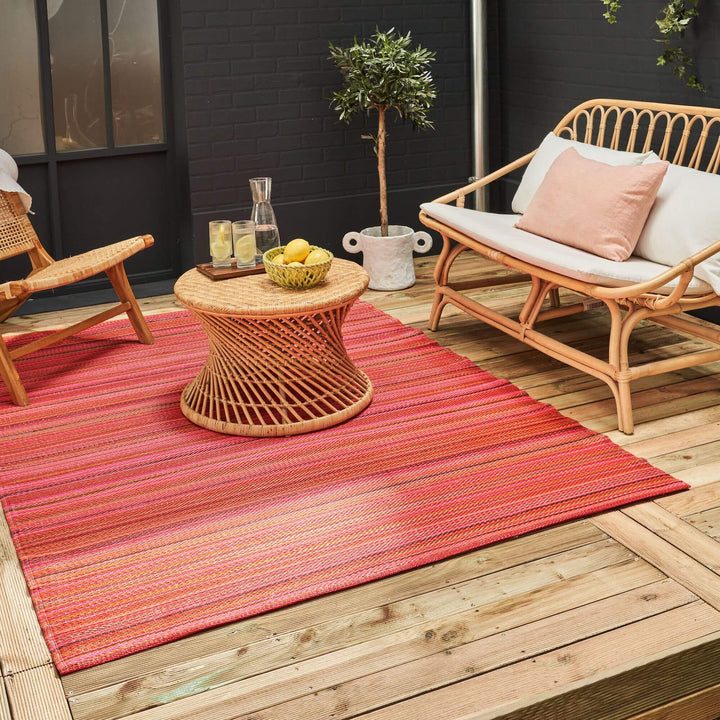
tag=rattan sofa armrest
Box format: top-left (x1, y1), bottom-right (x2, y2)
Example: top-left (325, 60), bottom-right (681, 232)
top-left (586, 237), bottom-right (720, 304)
top-left (432, 151), bottom-right (537, 207)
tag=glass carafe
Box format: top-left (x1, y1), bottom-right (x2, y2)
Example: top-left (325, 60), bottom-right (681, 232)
top-left (249, 177), bottom-right (280, 262)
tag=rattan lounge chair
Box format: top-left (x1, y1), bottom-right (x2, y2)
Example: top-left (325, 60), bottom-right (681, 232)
top-left (420, 99), bottom-right (720, 434)
top-left (0, 189), bottom-right (154, 406)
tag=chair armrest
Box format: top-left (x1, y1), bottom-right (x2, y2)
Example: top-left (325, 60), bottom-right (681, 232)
top-left (432, 151), bottom-right (537, 206)
top-left (588, 237), bottom-right (720, 306)
top-left (0, 280), bottom-right (29, 300)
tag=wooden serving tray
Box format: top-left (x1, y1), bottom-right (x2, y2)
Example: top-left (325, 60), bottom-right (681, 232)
top-left (196, 262), bottom-right (266, 280)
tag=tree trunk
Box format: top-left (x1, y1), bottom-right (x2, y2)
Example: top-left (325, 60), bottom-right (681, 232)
top-left (377, 106), bottom-right (388, 237)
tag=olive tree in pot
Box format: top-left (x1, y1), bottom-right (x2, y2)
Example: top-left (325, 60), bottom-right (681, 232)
top-left (329, 28), bottom-right (437, 291)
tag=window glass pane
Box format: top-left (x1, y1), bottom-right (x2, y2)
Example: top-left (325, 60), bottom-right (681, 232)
top-left (0, 1), bottom-right (44, 156)
top-left (49, 0), bottom-right (107, 151)
top-left (108, 0), bottom-right (164, 146)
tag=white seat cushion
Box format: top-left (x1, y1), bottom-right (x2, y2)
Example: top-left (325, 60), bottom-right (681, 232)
top-left (421, 202), bottom-right (711, 295)
top-left (511, 133), bottom-right (653, 215)
top-left (636, 155), bottom-right (720, 294)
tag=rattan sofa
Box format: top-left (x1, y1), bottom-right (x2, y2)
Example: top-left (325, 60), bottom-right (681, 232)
top-left (420, 99), bottom-right (720, 434)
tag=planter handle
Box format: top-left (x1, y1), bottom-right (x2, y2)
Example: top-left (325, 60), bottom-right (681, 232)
top-left (413, 231), bottom-right (432, 254)
top-left (342, 231), bottom-right (363, 254)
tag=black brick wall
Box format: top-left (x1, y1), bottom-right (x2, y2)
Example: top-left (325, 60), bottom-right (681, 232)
top-left (489, 0), bottom-right (720, 208)
top-left (179, 0), bottom-right (720, 263)
top-left (179, 0), bottom-right (472, 262)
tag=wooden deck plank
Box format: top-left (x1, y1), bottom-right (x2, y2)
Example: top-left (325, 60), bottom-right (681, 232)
top-left (563, 382), bottom-right (720, 427)
top-left (0, 508), bottom-right (53, 675)
top-left (581, 390), bottom-right (720, 436)
top-left (592, 511), bottom-right (720, 610)
top-left (85, 577), bottom-right (690, 720)
top-left (673, 460), bottom-right (720, 487)
top-left (67, 543), bottom-right (661, 719)
top-left (649, 438), bottom-right (720, 476)
top-left (684, 507), bottom-right (720, 540)
top-left (630, 682), bottom-right (720, 720)
top-left (622, 503), bottom-right (720, 575)
top-left (4, 666), bottom-right (72, 720)
top-left (613, 418), bottom-right (720, 459)
top-left (606, 405), bottom-right (720, 448)
top-left (657, 481), bottom-right (720, 516)
top-left (62, 521), bottom-right (604, 696)
top-left (0, 682), bottom-right (11, 720)
top-left (353, 607), bottom-right (720, 720)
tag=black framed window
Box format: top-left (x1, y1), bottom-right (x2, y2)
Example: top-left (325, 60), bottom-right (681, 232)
top-left (0, 2), bottom-right (45, 155)
top-left (0, 0), bottom-right (181, 298)
top-left (0, 0), bottom-right (165, 157)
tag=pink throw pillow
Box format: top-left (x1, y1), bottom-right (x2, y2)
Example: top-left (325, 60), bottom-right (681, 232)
top-left (515, 148), bottom-right (669, 261)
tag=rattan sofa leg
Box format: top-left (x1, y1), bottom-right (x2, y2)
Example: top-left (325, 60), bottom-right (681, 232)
top-left (0, 337), bottom-right (28, 406)
top-left (429, 291), bottom-right (449, 331)
top-left (616, 379), bottom-right (634, 434)
top-left (429, 238), bottom-right (468, 331)
top-left (105, 263), bottom-right (154, 345)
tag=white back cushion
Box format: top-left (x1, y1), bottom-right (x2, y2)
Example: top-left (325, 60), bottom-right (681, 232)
top-left (511, 133), bottom-right (653, 214)
top-left (635, 155), bottom-right (720, 294)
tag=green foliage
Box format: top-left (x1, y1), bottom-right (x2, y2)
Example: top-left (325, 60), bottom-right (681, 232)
top-left (328, 27), bottom-right (437, 144)
top-left (601, 0), bottom-right (621, 24)
top-left (600, 0), bottom-right (705, 91)
top-left (328, 28), bottom-right (437, 233)
top-left (656, 0), bottom-right (705, 91)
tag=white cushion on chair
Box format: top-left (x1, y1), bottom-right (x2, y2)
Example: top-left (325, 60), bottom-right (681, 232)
top-left (635, 155), bottom-right (720, 294)
top-left (511, 133), bottom-right (653, 215)
top-left (0, 149), bottom-right (32, 212)
top-left (420, 202), bottom-right (711, 295)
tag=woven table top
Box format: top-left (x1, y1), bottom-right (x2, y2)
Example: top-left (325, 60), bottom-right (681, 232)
top-left (174, 258), bottom-right (369, 317)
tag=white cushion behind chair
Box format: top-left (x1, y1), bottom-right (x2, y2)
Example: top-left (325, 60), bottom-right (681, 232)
top-left (635, 154), bottom-right (720, 294)
top-left (0, 148), bottom-right (32, 211)
top-left (511, 133), bottom-right (653, 214)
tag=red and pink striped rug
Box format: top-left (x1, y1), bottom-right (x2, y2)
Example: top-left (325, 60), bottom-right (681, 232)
top-left (1, 303), bottom-right (686, 674)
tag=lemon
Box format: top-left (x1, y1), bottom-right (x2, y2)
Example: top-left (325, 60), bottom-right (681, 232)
top-left (272, 254), bottom-right (285, 265)
top-left (288, 261), bottom-right (304, 267)
top-left (283, 238), bottom-right (310, 264)
top-left (305, 248), bottom-right (330, 265)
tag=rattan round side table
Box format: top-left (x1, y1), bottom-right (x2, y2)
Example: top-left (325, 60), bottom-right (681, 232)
top-left (174, 259), bottom-right (373, 436)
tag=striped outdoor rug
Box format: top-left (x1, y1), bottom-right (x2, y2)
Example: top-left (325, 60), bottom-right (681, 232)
top-left (1, 303), bottom-right (686, 674)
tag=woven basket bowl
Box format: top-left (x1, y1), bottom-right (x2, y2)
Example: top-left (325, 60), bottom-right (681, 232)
top-left (263, 246), bottom-right (334, 289)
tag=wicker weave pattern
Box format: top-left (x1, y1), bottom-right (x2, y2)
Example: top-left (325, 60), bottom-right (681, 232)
top-left (263, 246), bottom-right (333, 289)
top-left (181, 308), bottom-right (373, 436)
top-left (175, 260), bottom-right (372, 436)
top-left (0, 191), bottom-right (40, 260)
top-left (0, 187), bottom-right (155, 406)
top-left (18, 237), bottom-right (150, 293)
top-left (174, 258), bottom-right (369, 316)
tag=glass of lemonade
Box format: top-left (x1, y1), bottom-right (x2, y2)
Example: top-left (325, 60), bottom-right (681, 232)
top-left (232, 220), bottom-right (257, 268)
top-left (209, 220), bottom-right (232, 268)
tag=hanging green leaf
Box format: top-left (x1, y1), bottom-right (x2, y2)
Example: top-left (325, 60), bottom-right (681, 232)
top-left (600, 0), bottom-right (705, 91)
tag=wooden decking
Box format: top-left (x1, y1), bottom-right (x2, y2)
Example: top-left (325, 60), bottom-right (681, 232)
top-left (3, 252), bottom-right (720, 719)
